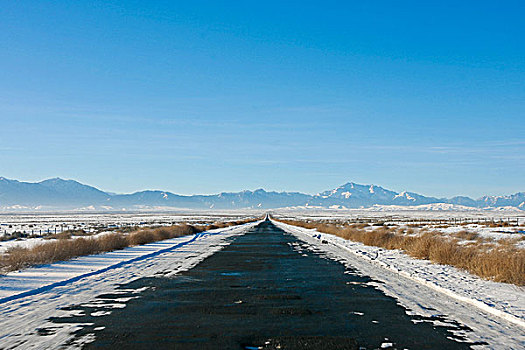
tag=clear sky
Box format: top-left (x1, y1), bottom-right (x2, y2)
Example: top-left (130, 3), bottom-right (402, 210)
top-left (1, 1), bottom-right (524, 198)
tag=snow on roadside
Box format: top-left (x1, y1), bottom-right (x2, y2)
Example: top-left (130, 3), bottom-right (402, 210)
top-left (0, 237), bottom-right (50, 254)
top-left (0, 212), bottom-right (259, 236)
top-left (273, 220), bottom-right (525, 348)
top-left (0, 222), bottom-right (259, 302)
top-left (0, 231), bottom-right (117, 254)
top-left (0, 221), bottom-right (260, 349)
top-left (426, 224), bottom-right (525, 242)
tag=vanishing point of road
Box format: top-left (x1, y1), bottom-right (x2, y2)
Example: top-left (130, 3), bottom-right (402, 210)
top-left (57, 219), bottom-right (477, 349)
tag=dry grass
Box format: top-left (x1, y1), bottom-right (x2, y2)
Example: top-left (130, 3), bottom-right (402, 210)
top-left (484, 221), bottom-right (516, 228)
top-left (452, 230), bottom-right (479, 241)
top-left (349, 223), bottom-right (369, 229)
top-left (0, 218), bottom-right (258, 273)
top-left (278, 219), bottom-right (525, 286)
top-left (433, 224), bottom-right (451, 228)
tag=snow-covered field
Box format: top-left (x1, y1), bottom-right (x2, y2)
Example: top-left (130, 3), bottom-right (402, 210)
top-left (426, 223), bottom-right (525, 249)
top-left (273, 208), bottom-right (525, 250)
top-left (1, 210), bottom-right (524, 348)
top-left (0, 211), bottom-right (261, 254)
top-left (0, 220), bottom-right (261, 348)
top-left (0, 211), bottom-right (261, 236)
top-left (273, 220), bottom-right (525, 349)
top-left (273, 207), bottom-right (525, 223)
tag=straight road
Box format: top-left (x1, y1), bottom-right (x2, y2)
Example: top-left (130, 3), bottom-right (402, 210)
top-left (55, 219), bottom-right (477, 349)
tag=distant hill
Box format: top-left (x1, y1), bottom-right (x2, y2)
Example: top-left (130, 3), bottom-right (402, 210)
top-left (0, 177), bottom-right (523, 211)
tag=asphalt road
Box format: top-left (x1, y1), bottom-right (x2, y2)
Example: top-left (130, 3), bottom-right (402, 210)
top-left (55, 220), bottom-right (475, 349)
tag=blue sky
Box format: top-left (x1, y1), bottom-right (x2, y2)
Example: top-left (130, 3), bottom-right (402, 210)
top-left (1, 1), bottom-right (524, 197)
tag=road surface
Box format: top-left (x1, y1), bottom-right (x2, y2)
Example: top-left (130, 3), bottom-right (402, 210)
top-left (53, 219), bottom-right (478, 349)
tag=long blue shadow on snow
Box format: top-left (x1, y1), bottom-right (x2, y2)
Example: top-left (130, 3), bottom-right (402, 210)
top-left (0, 229), bottom-right (230, 305)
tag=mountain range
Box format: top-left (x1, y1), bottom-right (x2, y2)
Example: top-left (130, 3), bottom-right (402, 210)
top-left (0, 177), bottom-right (523, 211)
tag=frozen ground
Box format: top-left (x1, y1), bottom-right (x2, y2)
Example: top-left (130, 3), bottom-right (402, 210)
top-left (1, 211), bottom-right (524, 348)
top-left (273, 220), bottom-right (525, 349)
top-left (0, 220), bottom-right (260, 348)
top-left (273, 209), bottom-right (525, 250)
top-left (0, 210), bottom-right (261, 236)
top-left (0, 211), bottom-right (261, 254)
top-left (272, 208), bottom-right (525, 224)
top-left (426, 224), bottom-right (525, 249)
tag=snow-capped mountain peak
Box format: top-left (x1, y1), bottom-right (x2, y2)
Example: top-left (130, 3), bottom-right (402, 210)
top-left (394, 191), bottom-right (415, 201)
top-left (0, 178), bottom-right (522, 211)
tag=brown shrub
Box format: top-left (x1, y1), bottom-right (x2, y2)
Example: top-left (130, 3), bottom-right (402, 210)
top-left (486, 221), bottom-right (514, 228)
top-left (1, 238), bottom-right (100, 271)
top-left (98, 233), bottom-right (128, 251)
top-left (278, 219), bottom-right (525, 285)
top-left (405, 228), bottom-right (415, 235)
top-left (128, 229), bottom-right (156, 246)
top-left (453, 230), bottom-right (479, 241)
top-left (153, 227), bottom-right (173, 240)
top-left (0, 218), bottom-right (259, 273)
top-left (350, 223), bottom-right (369, 229)
top-left (45, 231), bottom-right (72, 240)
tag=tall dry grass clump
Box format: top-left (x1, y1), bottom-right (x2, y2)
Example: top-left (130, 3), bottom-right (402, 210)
top-left (278, 219), bottom-right (525, 286)
top-left (0, 218), bottom-right (258, 273)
